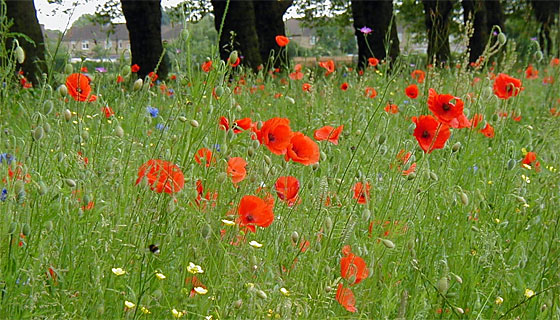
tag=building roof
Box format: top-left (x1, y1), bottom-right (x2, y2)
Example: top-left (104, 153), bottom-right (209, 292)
top-left (63, 23), bottom-right (129, 42)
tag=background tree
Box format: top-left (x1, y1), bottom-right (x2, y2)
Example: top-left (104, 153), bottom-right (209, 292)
top-left (422, 0), bottom-right (454, 65)
top-left (351, 0), bottom-right (400, 69)
top-left (462, 0), bottom-right (505, 64)
top-left (121, 0), bottom-right (169, 79)
top-left (530, 0), bottom-right (559, 56)
top-left (254, 1), bottom-right (293, 68)
top-left (6, 0), bottom-right (47, 86)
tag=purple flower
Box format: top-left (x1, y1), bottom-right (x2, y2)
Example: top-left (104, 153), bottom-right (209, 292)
top-left (95, 67), bottom-right (107, 73)
top-left (146, 106), bottom-right (159, 118)
top-left (360, 26), bottom-right (372, 35)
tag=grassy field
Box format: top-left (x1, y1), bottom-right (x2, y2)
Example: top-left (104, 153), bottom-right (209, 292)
top-left (1, 39), bottom-right (560, 319)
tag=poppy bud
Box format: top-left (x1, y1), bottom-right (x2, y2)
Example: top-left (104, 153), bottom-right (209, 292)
top-left (8, 222), bottom-right (17, 234)
top-left (115, 126), bottom-right (124, 138)
top-left (459, 192), bottom-right (469, 205)
top-left (15, 46), bottom-right (25, 64)
top-left (64, 63), bottom-right (73, 74)
top-left (44, 123), bottom-right (51, 133)
top-left (233, 299), bottom-right (243, 309)
top-left (534, 51), bottom-right (543, 62)
top-left (451, 142), bottom-right (461, 152)
top-left (406, 172), bottom-right (416, 180)
top-left (81, 130), bottom-right (89, 141)
top-left (41, 101), bottom-right (54, 117)
top-left (63, 109), bottom-right (72, 122)
top-left (362, 209), bottom-right (371, 220)
top-left (201, 224), bottom-right (211, 239)
top-left (38, 181), bottom-right (48, 195)
top-left (285, 96), bottom-right (295, 104)
top-left (120, 65), bottom-right (131, 77)
top-left (437, 277), bottom-right (449, 294)
top-left (22, 223), bottom-right (31, 237)
top-left (407, 238), bottom-right (415, 250)
top-left (64, 179), bottom-right (76, 188)
top-left (491, 114), bottom-right (498, 122)
top-left (73, 135), bottom-right (82, 145)
top-left (228, 51), bottom-right (238, 65)
top-left (178, 116), bottom-right (187, 122)
top-left (235, 104), bottom-right (242, 113)
top-left (381, 238), bottom-right (395, 249)
top-left (45, 220), bottom-right (53, 232)
top-left (14, 180), bottom-right (25, 194)
top-left (190, 119), bottom-right (199, 128)
top-left (355, 129), bottom-right (362, 136)
top-left (217, 171), bottom-right (228, 183)
top-left (429, 171), bottom-right (439, 181)
top-left (498, 33), bottom-right (507, 45)
top-left (250, 255), bottom-right (258, 266)
top-left (247, 146), bottom-right (255, 157)
top-left (215, 86), bottom-right (224, 97)
top-left (324, 216), bottom-right (333, 232)
top-left (456, 307), bottom-right (464, 314)
top-left (133, 78), bottom-right (143, 91)
top-left (453, 273), bottom-right (463, 284)
top-left (291, 231), bottom-right (299, 243)
top-left (378, 134), bottom-right (386, 145)
top-left (325, 286), bottom-right (332, 293)
top-left (507, 159), bottom-right (516, 170)
top-left (256, 290), bottom-right (267, 300)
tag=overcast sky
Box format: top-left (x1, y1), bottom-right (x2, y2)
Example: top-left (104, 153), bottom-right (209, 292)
top-left (35, 0), bottom-right (184, 31)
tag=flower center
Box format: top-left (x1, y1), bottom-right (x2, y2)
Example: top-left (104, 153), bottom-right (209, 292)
top-left (246, 214), bottom-right (254, 222)
top-left (268, 133), bottom-right (275, 142)
top-left (442, 103), bottom-right (450, 111)
top-left (422, 130), bottom-right (430, 138)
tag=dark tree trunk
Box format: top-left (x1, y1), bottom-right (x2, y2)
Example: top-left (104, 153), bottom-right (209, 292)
top-left (121, 0), bottom-right (168, 80)
top-left (253, 0), bottom-right (293, 69)
top-left (422, 0), bottom-right (453, 65)
top-left (351, 0), bottom-right (400, 70)
top-left (531, 0), bottom-right (559, 56)
top-left (211, 0), bottom-right (262, 71)
top-left (6, 0), bottom-right (47, 86)
top-left (462, 0), bottom-right (488, 63)
top-left (485, 0), bottom-right (505, 34)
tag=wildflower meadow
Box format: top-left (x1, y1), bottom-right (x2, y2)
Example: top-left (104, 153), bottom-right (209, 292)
top-left (1, 29), bottom-right (560, 319)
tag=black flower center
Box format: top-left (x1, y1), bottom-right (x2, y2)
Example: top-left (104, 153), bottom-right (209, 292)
top-left (422, 130), bottom-right (430, 138)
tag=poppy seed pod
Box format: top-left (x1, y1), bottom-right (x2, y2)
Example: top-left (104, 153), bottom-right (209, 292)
top-left (44, 123), bottom-right (51, 133)
top-left (381, 239), bottom-right (395, 249)
top-left (216, 172), bottom-right (228, 183)
top-left (229, 51), bottom-right (238, 65)
top-left (15, 46), bottom-right (25, 64)
top-left (133, 78), bottom-right (143, 91)
top-left (8, 222), bottom-right (17, 234)
top-left (215, 86), bottom-right (224, 97)
top-left (429, 171), bottom-right (439, 181)
top-left (324, 216), bottom-right (333, 232)
top-left (178, 116), bottom-right (187, 122)
top-left (453, 274), bottom-right (463, 284)
top-left (497, 33), bottom-right (507, 45)
top-left (33, 126), bottom-right (44, 141)
top-left (451, 142), bottom-right (461, 152)
top-left (64, 63), bottom-right (73, 74)
top-left (22, 223), bottom-right (31, 237)
top-left (291, 231), bottom-right (299, 243)
top-left (378, 134), bottom-right (386, 145)
top-left (43, 100), bottom-right (54, 115)
top-left (534, 51), bottom-right (543, 62)
top-left (247, 146), bottom-right (255, 157)
top-left (233, 299), bottom-right (243, 309)
top-left (256, 290), bottom-right (267, 300)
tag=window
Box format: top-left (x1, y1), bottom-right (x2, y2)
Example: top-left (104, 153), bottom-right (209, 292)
top-left (81, 40), bottom-right (89, 50)
top-left (310, 36), bottom-right (317, 45)
top-left (118, 40), bottom-right (123, 49)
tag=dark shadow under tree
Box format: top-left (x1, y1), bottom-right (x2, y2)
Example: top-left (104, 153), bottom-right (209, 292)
top-left (422, 0), bottom-right (453, 65)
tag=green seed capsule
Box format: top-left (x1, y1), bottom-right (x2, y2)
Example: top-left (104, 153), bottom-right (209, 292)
top-left (43, 123), bottom-right (51, 133)
top-left (507, 159), bottom-right (516, 170)
top-left (252, 139), bottom-right (260, 149)
top-left (378, 134), bottom-right (386, 145)
top-left (65, 179), bottom-right (76, 188)
top-left (64, 109), bottom-right (72, 121)
top-left (320, 151), bottom-right (327, 162)
top-left (8, 222), bottom-right (17, 234)
top-left (22, 223), bottom-right (31, 237)
top-left (460, 192), bottom-right (469, 205)
top-left (491, 114), bottom-right (499, 122)
top-left (381, 239), bottom-right (395, 249)
top-left (233, 299), bottom-right (243, 309)
top-left (216, 172), bottom-right (228, 183)
top-left (15, 46), bottom-right (25, 64)
top-left (115, 126), bottom-right (124, 138)
top-left (247, 146), bottom-right (255, 157)
top-left (291, 231), bottom-right (299, 243)
top-left (407, 172), bottom-right (416, 180)
top-left (256, 290), bottom-right (267, 300)
top-left (43, 100), bottom-right (54, 114)
top-left (214, 86), bottom-right (224, 97)
top-left (190, 119), bottom-right (199, 128)
top-left (429, 171), bottom-right (439, 181)
top-left (324, 216), bottom-right (333, 232)
top-left (498, 32), bottom-right (507, 45)
top-left (133, 78), bottom-right (143, 91)
top-left (64, 63), bottom-right (73, 74)
top-left (81, 130), bottom-right (89, 141)
top-left (451, 142), bottom-right (461, 152)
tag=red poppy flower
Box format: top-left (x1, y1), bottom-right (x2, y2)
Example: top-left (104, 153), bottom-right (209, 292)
top-left (285, 132), bottom-right (320, 166)
top-left (227, 157), bottom-right (247, 184)
top-left (302, 83), bottom-right (312, 92)
top-left (550, 57), bottom-right (559, 66)
top-left (314, 125), bottom-right (343, 145)
top-left (427, 88), bottom-right (469, 128)
top-left (368, 57), bottom-right (379, 67)
top-left (232, 118), bottom-right (253, 133)
top-left (340, 82), bottom-right (349, 91)
top-left (353, 182), bottom-right (370, 204)
top-left (219, 116), bottom-right (229, 131)
top-left (336, 283), bottom-right (357, 313)
top-left (479, 123), bottom-right (494, 138)
top-left (101, 106), bottom-right (114, 118)
top-left (543, 76), bottom-right (554, 84)
top-left (237, 195), bottom-right (274, 232)
top-left (340, 245), bottom-right (369, 285)
top-left (364, 86), bottom-right (377, 98)
top-left (411, 69), bottom-right (425, 83)
top-left (493, 73), bottom-right (522, 99)
top-left (131, 64), bottom-right (140, 73)
top-left (275, 35), bottom-right (290, 47)
top-left (405, 84), bottom-right (419, 99)
top-left (148, 71), bottom-right (158, 82)
top-left (116, 75), bottom-right (124, 84)
top-left (65, 73), bottom-right (96, 102)
top-left (289, 64), bottom-right (304, 80)
top-left (275, 176), bottom-right (300, 206)
top-left (470, 114), bottom-right (483, 129)
top-left (412, 115), bottom-right (451, 153)
top-left (228, 57), bottom-right (241, 67)
top-left (319, 59), bottom-right (335, 76)
top-left (202, 60), bottom-right (212, 72)
top-left (194, 148), bottom-right (215, 167)
top-left (402, 163), bottom-right (417, 176)
top-left (525, 65), bottom-right (538, 79)
top-left (384, 103), bottom-right (399, 114)
top-left (136, 159), bottom-right (185, 194)
top-left (195, 180), bottom-right (218, 208)
top-left (256, 117), bottom-right (293, 155)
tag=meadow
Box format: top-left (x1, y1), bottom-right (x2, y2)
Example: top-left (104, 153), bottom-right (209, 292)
top-left (1, 36), bottom-right (559, 319)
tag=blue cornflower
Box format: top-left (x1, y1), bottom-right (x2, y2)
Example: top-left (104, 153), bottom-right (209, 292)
top-left (1, 188), bottom-right (7, 201)
top-left (146, 106), bottom-right (159, 118)
top-left (213, 144), bottom-right (221, 152)
top-left (156, 123), bottom-right (168, 131)
top-left (0, 153), bottom-right (14, 165)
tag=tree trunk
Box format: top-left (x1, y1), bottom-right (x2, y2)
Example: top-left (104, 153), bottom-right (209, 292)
top-left (121, 0), bottom-right (168, 80)
top-left (484, 0), bottom-right (504, 34)
top-left (531, 0), bottom-right (559, 56)
top-left (253, 0), bottom-right (293, 69)
top-left (422, 0), bottom-right (453, 65)
top-left (351, 0), bottom-right (400, 70)
top-left (6, 0), bottom-right (47, 86)
top-left (462, 0), bottom-right (488, 64)
top-left (211, 0), bottom-right (262, 71)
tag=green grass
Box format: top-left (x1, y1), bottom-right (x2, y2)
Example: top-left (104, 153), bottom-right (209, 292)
top-left (0, 47), bottom-right (559, 319)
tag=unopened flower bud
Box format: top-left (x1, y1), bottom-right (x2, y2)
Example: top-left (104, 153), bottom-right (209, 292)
top-left (534, 50), bottom-right (543, 62)
top-left (64, 179), bottom-right (76, 188)
top-left (381, 238), bottom-right (395, 249)
top-left (33, 126), bottom-right (44, 141)
top-left (115, 126), bottom-right (124, 138)
top-left (64, 63), bottom-right (73, 74)
top-left (190, 119), bottom-right (199, 128)
top-left (22, 223), bottom-right (31, 237)
top-left (256, 290), bottom-right (267, 300)
top-left (498, 33), bottom-right (507, 45)
top-left (507, 159), bottom-right (516, 170)
top-left (15, 46), bottom-right (25, 64)
top-left (460, 192), bottom-right (469, 205)
top-left (451, 142), bottom-right (461, 152)
top-left (291, 231), bottom-right (299, 243)
top-left (228, 51), bottom-right (238, 65)
top-left (133, 78), bottom-right (143, 91)
top-left (64, 109), bottom-right (72, 121)
top-left (378, 134), bottom-right (386, 145)
top-left (437, 277), bottom-right (449, 294)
